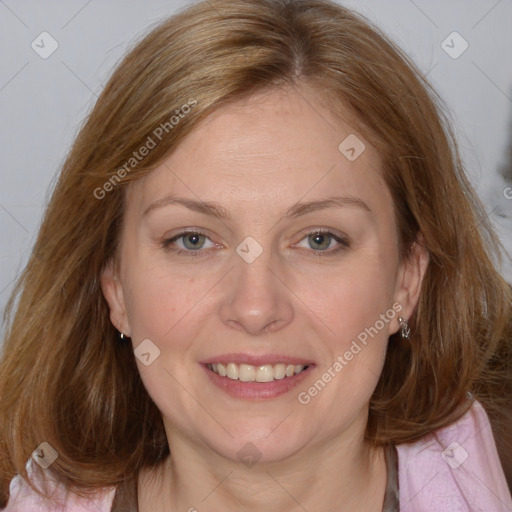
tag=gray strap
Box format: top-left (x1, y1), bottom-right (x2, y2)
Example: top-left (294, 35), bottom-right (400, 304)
top-left (382, 444), bottom-right (400, 512)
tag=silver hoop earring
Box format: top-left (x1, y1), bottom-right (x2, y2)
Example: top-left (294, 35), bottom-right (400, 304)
top-left (398, 317), bottom-right (410, 340)
top-left (118, 331), bottom-right (129, 341)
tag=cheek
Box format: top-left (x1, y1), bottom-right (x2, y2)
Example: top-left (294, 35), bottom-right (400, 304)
top-left (295, 268), bottom-right (395, 421)
top-left (303, 255), bottom-right (397, 339)
top-left (123, 267), bottom-right (208, 424)
top-left (123, 253), bottom-right (207, 342)
top-left (296, 251), bottom-right (397, 400)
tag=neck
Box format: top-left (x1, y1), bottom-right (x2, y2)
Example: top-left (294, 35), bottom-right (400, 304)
top-left (138, 426), bottom-right (388, 512)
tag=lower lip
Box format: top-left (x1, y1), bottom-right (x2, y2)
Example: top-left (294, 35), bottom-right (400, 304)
top-left (201, 364), bottom-right (315, 400)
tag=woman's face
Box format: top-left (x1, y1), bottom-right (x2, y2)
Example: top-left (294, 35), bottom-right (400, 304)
top-left (102, 84), bottom-right (426, 464)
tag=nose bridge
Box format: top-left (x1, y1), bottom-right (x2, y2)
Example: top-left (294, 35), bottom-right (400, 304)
top-left (233, 234), bottom-right (279, 304)
top-left (219, 234), bottom-right (293, 334)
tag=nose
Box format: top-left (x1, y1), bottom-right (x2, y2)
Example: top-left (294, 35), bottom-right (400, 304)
top-left (219, 244), bottom-right (294, 336)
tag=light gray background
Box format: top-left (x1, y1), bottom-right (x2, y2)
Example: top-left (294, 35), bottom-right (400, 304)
top-left (1, 0), bottom-right (512, 343)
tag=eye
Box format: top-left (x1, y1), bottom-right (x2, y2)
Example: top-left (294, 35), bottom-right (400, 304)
top-left (294, 230), bottom-right (350, 256)
top-left (162, 230), bottom-right (217, 256)
top-left (161, 228), bottom-right (350, 258)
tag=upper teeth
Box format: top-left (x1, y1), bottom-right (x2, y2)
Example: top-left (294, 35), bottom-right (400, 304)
top-left (208, 363), bottom-right (307, 382)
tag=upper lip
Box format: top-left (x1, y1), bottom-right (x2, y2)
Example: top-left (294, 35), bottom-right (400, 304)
top-left (200, 353), bottom-right (315, 366)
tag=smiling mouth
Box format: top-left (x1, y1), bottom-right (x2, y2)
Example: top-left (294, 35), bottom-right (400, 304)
top-left (205, 362), bottom-right (309, 382)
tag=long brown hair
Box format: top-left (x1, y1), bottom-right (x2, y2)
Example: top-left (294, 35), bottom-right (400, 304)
top-left (1, 0), bottom-right (511, 505)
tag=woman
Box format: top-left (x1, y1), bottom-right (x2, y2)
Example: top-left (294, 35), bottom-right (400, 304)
top-left (1, 0), bottom-right (511, 510)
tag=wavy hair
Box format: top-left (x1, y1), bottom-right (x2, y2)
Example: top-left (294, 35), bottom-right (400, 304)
top-left (1, 0), bottom-right (511, 505)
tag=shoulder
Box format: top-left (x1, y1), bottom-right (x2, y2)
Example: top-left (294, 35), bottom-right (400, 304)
top-left (1, 460), bottom-right (117, 512)
top-left (396, 398), bottom-right (512, 511)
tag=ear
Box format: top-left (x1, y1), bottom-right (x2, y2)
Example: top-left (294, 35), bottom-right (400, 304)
top-left (391, 236), bottom-right (429, 334)
top-left (100, 258), bottom-right (132, 337)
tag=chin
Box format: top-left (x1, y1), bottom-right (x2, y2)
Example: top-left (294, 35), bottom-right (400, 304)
top-left (205, 422), bottom-right (309, 466)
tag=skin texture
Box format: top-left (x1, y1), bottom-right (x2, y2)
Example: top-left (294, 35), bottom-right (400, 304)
top-left (101, 84), bottom-right (429, 511)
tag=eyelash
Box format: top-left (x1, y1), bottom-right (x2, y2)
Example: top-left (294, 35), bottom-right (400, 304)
top-left (161, 229), bottom-right (350, 258)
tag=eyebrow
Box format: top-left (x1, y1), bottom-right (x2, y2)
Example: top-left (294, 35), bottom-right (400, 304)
top-left (143, 194), bottom-right (372, 220)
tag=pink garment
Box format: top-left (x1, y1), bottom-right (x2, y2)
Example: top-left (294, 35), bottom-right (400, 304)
top-left (2, 399), bottom-right (511, 511)
top-left (396, 399), bottom-right (512, 511)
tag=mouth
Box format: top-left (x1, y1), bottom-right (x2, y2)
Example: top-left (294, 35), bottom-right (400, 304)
top-left (205, 362), bottom-right (309, 382)
top-left (201, 355), bottom-right (315, 400)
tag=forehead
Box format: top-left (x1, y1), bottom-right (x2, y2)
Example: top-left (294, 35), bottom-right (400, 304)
top-left (126, 85), bottom-right (391, 220)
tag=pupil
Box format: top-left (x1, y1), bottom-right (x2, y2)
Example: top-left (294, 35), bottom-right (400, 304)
top-left (311, 233), bottom-right (329, 250)
top-left (185, 233), bottom-right (203, 249)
